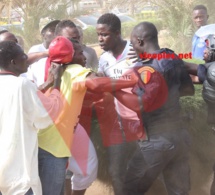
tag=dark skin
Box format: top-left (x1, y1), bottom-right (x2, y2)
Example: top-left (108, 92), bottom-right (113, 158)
top-left (60, 27), bottom-right (80, 41)
top-left (42, 28), bottom-right (56, 49)
top-left (184, 47), bottom-right (212, 83)
top-left (96, 24), bottom-right (127, 59)
top-left (192, 9), bottom-right (208, 29)
top-left (0, 44), bottom-right (63, 90)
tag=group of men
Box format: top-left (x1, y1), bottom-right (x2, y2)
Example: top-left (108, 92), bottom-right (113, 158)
top-left (0, 4), bottom-right (215, 195)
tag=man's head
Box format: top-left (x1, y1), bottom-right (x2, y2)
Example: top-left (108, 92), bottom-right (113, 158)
top-left (0, 31), bottom-right (18, 43)
top-left (192, 5), bottom-right (208, 29)
top-left (55, 20), bottom-right (80, 41)
top-left (96, 13), bottom-right (121, 51)
top-left (0, 41), bottom-right (28, 75)
top-left (203, 35), bottom-right (215, 62)
top-left (16, 35), bottom-right (24, 49)
top-left (70, 39), bottom-right (86, 67)
top-left (41, 20), bottom-right (60, 49)
top-left (49, 36), bottom-right (74, 64)
top-left (130, 22), bottom-right (159, 56)
top-left (76, 26), bottom-right (84, 44)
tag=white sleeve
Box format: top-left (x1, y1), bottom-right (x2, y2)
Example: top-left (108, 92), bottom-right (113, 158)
top-left (22, 79), bottom-right (63, 130)
top-left (98, 55), bottom-right (104, 74)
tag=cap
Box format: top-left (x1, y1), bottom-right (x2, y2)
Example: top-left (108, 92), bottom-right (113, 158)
top-left (40, 19), bottom-right (60, 34)
top-left (44, 36), bottom-right (75, 81)
top-left (49, 36), bottom-right (74, 64)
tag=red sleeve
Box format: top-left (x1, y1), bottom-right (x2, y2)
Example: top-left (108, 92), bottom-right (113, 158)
top-left (140, 71), bottom-right (168, 112)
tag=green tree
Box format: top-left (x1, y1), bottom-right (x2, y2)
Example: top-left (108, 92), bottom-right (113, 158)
top-left (150, 0), bottom-right (195, 53)
top-left (11, 0), bottom-right (73, 50)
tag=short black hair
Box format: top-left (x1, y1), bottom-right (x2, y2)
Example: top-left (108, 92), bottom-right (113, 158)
top-left (133, 22), bottom-right (158, 43)
top-left (55, 20), bottom-right (76, 36)
top-left (0, 30), bottom-right (8, 35)
top-left (0, 41), bottom-right (21, 68)
top-left (97, 13), bottom-right (121, 32)
top-left (193, 5), bottom-right (207, 12)
top-left (41, 20), bottom-right (60, 34)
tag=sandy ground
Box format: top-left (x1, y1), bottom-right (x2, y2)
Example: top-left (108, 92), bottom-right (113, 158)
top-left (86, 180), bottom-right (113, 195)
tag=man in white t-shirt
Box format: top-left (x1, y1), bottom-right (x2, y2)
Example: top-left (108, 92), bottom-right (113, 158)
top-left (96, 13), bottom-right (145, 195)
top-left (0, 41), bottom-right (63, 195)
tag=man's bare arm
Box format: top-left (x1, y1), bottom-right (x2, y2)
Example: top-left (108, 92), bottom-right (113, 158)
top-left (85, 72), bottom-right (138, 93)
top-left (114, 90), bottom-right (141, 112)
top-left (183, 61), bottom-right (201, 83)
top-left (27, 51), bottom-right (49, 66)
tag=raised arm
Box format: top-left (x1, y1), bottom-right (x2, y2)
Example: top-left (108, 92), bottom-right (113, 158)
top-left (85, 71), bottom-right (138, 93)
top-left (27, 51), bottom-right (49, 66)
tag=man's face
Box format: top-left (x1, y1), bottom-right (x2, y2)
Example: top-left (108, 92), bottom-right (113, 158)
top-left (72, 43), bottom-right (86, 67)
top-left (0, 32), bottom-right (18, 43)
top-left (11, 45), bottom-right (28, 75)
top-left (192, 9), bottom-right (208, 28)
top-left (96, 24), bottom-right (118, 51)
top-left (130, 32), bottom-right (142, 57)
top-left (42, 28), bottom-right (55, 47)
top-left (60, 27), bottom-right (80, 42)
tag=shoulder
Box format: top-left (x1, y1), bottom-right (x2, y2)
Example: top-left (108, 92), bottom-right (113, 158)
top-left (64, 64), bottom-right (91, 76)
top-left (84, 46), bottom-right (97, 54)
top-left (99, 51), bottom-right (112, 65)
top-left (28, 44), bottom-right (46, 53)
top-left (19, 77), bottom-right (37, 89)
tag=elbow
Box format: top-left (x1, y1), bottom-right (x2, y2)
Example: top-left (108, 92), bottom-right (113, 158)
top-left (132, 102), bottom-right (143, 113)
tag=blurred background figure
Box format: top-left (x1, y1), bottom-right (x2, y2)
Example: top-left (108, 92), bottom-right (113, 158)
top-left (77, 26), bottom-right (98, 71)
top-left (192, 4), bottom-right (209, 60)
top-left (16, 35), bottom-right (24, 49)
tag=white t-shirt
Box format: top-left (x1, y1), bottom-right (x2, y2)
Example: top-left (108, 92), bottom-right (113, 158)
top-left (0, 75), bottom-right (62, 195)
top-left (98, 41), bottom-right (139, 120)
top-left (27, 58), bottom-right (47, 86)
top-left (26, 43), bottom-right (47, 86)
top-left (28, 43), bottom-right (46, 53)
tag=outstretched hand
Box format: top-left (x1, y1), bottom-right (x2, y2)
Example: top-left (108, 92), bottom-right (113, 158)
top-left (127, 47), bottom-right (139, 63)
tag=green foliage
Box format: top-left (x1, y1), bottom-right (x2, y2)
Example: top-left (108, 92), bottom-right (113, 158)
top-left (150, 0), bottom-right (195, 53)
top-left (82, 26), bottom-right (98, 45)
top-left (196, 0), bottom-right (215, 24)
top-left (121, 21), bottom-right (139, 39)
top-left (121, 18), bottom-right (163, 39)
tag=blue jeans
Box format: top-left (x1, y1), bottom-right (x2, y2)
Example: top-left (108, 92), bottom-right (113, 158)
top-left (38, 148), bottom-right (68, 195)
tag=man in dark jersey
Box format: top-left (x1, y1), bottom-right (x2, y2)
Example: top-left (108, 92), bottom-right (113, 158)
top-left (114, 22), bottom-right (194, 195)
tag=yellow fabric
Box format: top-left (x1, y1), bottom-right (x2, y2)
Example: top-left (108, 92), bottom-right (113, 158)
top-left (38, 64), bottom-right (91, 157)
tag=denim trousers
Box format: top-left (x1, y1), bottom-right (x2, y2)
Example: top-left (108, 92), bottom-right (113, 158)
top-left (38, 148), bottom-right (68, 195)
